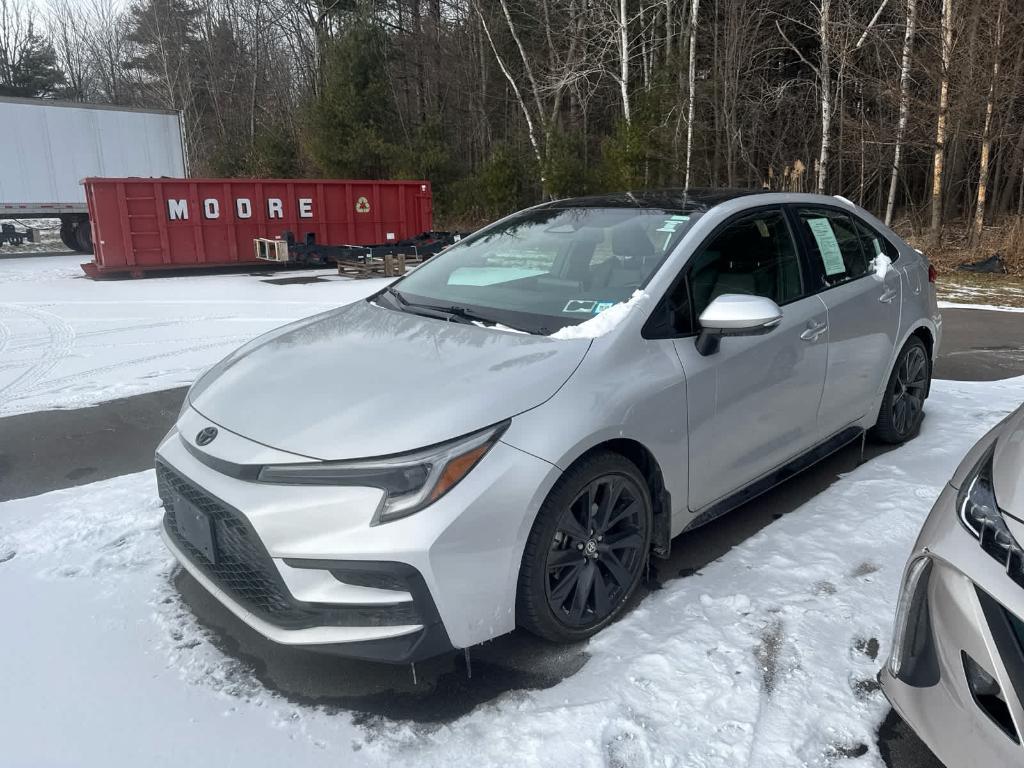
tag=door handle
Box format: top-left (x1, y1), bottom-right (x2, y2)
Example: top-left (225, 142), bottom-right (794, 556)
top-left (800, 320), bottom-right (828, 341)
top-left (879, 287), bottom-right (898, 303)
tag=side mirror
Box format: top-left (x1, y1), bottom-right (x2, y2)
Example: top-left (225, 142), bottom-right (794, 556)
top-left (695, 294), bottom-right (783, 356)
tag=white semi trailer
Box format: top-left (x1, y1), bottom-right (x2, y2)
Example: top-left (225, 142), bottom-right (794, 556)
top-left (0, 96), bottom-right (187, 253)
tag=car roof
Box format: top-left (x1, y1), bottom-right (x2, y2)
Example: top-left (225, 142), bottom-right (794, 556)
top-left (535, 187), bottom-right (764, 213)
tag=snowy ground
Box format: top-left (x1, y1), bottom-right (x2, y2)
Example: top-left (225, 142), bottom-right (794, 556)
top-left (0, 218), bottom-right (69, 255)
top-left (0, 376), bottom-right (1020, 767)
top-left (938, 273), bottom-right (1024, 310)
top-left (0, 254), bottom-right (390, 416)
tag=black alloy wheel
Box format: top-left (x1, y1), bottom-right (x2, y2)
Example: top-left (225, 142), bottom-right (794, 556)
top-left (545, 474), bottom-right (647, 627)
top-left (517, 452), bottom-right (652, 642)
top-left (875, 337), bottom-right (930, 444)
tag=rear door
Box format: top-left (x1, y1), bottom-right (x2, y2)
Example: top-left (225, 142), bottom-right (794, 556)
top-left (790, 206), bottom-right (902, 438)
top-left (666, 208), bottom-right (829, 511)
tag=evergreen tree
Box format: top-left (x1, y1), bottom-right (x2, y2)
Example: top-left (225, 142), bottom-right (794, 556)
top-left (124, 0), bottom-right (201, 108)
top-left (0, 28), bottom-right (64, 97)
top-left (304, 20), bottom-right (405, 178)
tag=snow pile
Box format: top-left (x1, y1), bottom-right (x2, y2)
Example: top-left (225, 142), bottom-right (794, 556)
top-left (870, 253), bottom-right (892, 281)
top-left (2, 376), bottom-right (1022, 766)
top-left (549, 290), bottom-right (650, 340)
top-left (0, 255), bottom-right (390, 417)
top-left (939, 301), bottom-right (1024, 314)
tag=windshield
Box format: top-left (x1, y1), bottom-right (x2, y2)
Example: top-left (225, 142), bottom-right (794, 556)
top-left (385, 207), bottom-right (699, 334)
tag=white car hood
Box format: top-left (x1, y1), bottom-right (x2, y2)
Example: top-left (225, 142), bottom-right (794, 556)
top-left (188, 299), bottom-right (590, 460)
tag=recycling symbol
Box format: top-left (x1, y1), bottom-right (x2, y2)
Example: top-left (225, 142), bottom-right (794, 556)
top-left (355, 196), bottom-right (371, 214)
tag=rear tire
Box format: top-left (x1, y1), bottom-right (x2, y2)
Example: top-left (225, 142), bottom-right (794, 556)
top-left (874, 337), bottom-right (930, 444)
top-left (74, 219), bottom-right (93, 253)
top-left (59, 220), bottom-right (78, 251)
top-left (516, 452), bottom-right (652, 643)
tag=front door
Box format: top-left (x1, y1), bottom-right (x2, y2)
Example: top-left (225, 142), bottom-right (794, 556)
top-left (671, 208), bottom-right (829, 511)
top-left (790, 206), bottom-right (902, 438)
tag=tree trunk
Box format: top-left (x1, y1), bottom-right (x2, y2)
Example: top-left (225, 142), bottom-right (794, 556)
top-left (619, 0), bottom-right (631, 123)
top-left (816, 0), bottom-right (831, 195)
top-left (929, 0), bottom-right (953, 246)
top-left (972, 3), bottom-right (1003, 244)
top-left (884, 0), bottom-right (916, 226)
top-left (684, 0), bottom-right (699, 188)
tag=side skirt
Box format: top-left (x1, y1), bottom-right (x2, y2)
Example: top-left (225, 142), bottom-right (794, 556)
top-left (682, 426), bottom-right (864, 533)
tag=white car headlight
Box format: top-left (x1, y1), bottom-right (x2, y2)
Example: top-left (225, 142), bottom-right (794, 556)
top-left (957, 444), bottom-right (1022, 568)
top-left (257, 421), bottom-right (509, 524)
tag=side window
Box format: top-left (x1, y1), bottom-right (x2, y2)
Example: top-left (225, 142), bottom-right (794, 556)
top-left (653, 275), bottom-right (694, 336)
top-left (794, 208), bottom-right (869, 287)
top-left (850, 216), bottom-right (900, 262)
top-left (689, 209), bottom-right (803, 319)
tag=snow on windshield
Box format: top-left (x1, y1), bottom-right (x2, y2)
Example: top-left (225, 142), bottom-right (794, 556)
top-left (549, 290), bottom-right (650, 340)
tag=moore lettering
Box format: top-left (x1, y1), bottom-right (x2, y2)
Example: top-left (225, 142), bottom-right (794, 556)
top-left (166, 197), bottom-right (315, 221)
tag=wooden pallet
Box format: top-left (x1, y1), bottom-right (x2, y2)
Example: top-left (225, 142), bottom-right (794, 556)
top-left (336, 253), bottom-right (426, 278)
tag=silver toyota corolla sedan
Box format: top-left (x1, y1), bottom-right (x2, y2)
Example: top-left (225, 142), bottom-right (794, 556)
top-left (156, 189), bottom-right (941, 663)
top-left (881, 404), bottom-right (1024, 766)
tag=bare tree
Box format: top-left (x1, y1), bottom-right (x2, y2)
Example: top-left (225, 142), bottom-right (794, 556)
top-left (929, 0), bottom-right (954, 244)
top-left (971, 0), bottom-right (1003, 243)
top-left (884, 0), bottom-right (916, 226)
top-left (683, 0), bottom-right (698, 188)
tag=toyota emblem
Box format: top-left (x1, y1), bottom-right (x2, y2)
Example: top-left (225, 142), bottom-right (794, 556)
top-left (195, 427), bottom-right (218, 446)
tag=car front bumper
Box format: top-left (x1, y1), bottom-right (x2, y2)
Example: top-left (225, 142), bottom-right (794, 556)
top-left (880, 483), bottom-right (1024, 766)
top-left (156, 406), bottom-right (559, 663)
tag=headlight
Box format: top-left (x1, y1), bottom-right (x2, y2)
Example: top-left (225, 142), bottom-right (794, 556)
top-left (957, 444), bottom-right (1024, 577)
top-left (257, 421), bottom-right (509, 524)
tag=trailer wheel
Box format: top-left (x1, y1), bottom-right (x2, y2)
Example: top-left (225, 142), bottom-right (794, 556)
top-left (74, 220), bottom-right (93, 254)
top-left (59, 220), bottom-right (79, 251)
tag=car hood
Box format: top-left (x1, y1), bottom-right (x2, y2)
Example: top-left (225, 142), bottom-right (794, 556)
top-left (994, 404), bottom-right (1024, 524)
top-left (188, 299), bottom-right (590, 460)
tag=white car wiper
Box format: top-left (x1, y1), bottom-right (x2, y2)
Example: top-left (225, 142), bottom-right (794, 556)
top-left (386, 287), bottom-right (537, 333)
top-left (383, 287), bottom-right (474, 325)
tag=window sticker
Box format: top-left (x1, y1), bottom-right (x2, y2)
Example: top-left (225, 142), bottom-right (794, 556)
top-left (806, 218), bottom-right (846, 276)
top-left (670, 215), bottom-right (690, 221)
top-left (656, 220), bottom-right (680, 233)
top-left (593, 301), bottom-right (615, 314)
top-left (563, 300), bottom-right (597, 313)
top-left (755, 219), bottom-right (769, 238)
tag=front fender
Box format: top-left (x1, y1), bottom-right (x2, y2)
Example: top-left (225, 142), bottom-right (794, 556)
top-left (502, 334), bottom-right (689, 536)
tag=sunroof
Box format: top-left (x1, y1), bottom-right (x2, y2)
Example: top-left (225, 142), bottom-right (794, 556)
top-left (540, 187), bottom-right (762, 212)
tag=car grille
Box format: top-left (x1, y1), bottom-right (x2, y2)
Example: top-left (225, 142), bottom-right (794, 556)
top-left (157, 461), bottom-right (422, 630)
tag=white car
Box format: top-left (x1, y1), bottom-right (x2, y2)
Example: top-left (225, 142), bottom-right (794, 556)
top-left (156, 190), bottom-right (941, 663)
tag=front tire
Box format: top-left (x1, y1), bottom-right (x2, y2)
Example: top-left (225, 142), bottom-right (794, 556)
top-left (516, 452), bottom-right (652, 643)
top-left (874, 337), bottom-right (930, 444)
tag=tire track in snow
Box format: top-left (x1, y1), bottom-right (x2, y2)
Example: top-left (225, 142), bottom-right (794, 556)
top-left (0, 317), bottom-right (235, 354)
top-left (0, 304), bottom-right (76, 401)
top-left (0, 313), bottom-right (10, 359)
top-left (5, 335), bottom-right (251, 404)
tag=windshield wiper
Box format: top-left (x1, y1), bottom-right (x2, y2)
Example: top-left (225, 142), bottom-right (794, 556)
top-left (384, 286), bottom-right (410, 306)
top-left (446, 305), bottom-right (542, 334)
top-left (383, 287), bottom-right (473, 325)
top-left (384, 287), bottom-right (540, 334)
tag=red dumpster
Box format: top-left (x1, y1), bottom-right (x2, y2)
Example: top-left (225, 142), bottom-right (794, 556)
top-left (81, 177), bottom-right (433, 277)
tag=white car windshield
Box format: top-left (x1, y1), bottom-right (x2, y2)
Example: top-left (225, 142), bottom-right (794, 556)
top-left (384, 207), bottom-right (699, 334)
